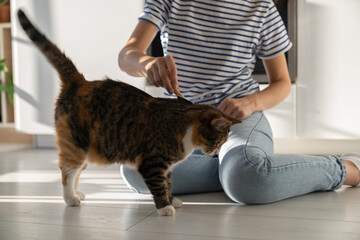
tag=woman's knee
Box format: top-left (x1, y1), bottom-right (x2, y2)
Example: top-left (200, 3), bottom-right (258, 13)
top-left (219, 146), bottom-right (280, 204)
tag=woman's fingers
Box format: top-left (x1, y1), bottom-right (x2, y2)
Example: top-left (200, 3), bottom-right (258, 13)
top-left (218, 97), bottom-right (253, 121)
top-left (146, 67), bottom-right (159, 87)
top-left (146, 55), bottom-right (178, 95)
top-left (165, 55), bottom-right (178, 91)
top-left (157, 57), bottom-right (174, 94)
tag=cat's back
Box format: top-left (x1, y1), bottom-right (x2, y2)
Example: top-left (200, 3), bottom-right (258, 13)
top-left (55, 78), bottom-right (217, 164)
top-left (54, 78), bottom-right (153, 153)
top-left (56, 78), bottom-right (151, 117)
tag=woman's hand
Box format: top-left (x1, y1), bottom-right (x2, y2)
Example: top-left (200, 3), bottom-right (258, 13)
top-left (218, 96), bottom-right (257, 121)
top-left (218, 54), bottom-right (292, 120)
top-left (146, 55), bottom-right (178, 95)
top-left (119, 20), bottom-right (178, 95)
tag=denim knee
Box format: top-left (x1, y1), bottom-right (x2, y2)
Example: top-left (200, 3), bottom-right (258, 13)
top-left (219, 146), bottom-right (280, 205)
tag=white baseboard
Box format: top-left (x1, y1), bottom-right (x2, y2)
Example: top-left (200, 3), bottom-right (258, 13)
top-left (34, 135), bottom-right (56, 148)
top-left (274, 138), bottom-right (360, 155)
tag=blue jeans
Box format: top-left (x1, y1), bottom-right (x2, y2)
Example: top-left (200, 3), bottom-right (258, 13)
top-left (121, 112), bottom-right (346, 204)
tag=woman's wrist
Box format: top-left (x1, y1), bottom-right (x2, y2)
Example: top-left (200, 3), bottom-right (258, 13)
top-left (250, 80), bottom-right (291, 112)
top-left (243, 93), bottom-right (261, 113)
top-left (119, 47), bottom-right (156, 77)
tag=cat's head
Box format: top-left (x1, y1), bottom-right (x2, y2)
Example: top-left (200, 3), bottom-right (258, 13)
top-left (192, 106), bottom-right (241, 156)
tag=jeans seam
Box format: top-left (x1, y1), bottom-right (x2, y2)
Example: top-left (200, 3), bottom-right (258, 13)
top-left (264, 160), bottom-right (334, 170)
top-left (244, 112), bottom-right (266, 166)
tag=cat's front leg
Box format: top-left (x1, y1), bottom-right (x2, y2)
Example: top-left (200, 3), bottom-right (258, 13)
top-left (166, 171), bottom-right (182, 208)
top-left (138, 164), bottom-right (175, 216)
top-left (146, 178), bottom-right (175, 216)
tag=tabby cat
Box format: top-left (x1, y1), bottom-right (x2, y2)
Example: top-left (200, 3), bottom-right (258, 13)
top-left (17, 10), bottom-right (240, 216)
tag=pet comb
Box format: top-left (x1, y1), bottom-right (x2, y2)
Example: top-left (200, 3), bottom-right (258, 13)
top-left (174, 89), bottom-right (185, 99)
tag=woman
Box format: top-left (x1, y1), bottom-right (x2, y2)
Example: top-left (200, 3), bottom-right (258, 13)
top-left (118, 0), bottom-right (360, 204)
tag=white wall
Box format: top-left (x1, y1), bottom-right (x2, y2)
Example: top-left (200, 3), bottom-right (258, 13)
top-left (11, 0), bottom-right (145, 134)
top-left (297, 0), bottom-right (360, 139)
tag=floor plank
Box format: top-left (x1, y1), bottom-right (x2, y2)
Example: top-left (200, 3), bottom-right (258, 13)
top-left (129, 211), bottom-right (360, 240)
top-left (1, 145), bottom-right (360, 240)
top-left (0, 221), bottom-right (245, 240)
top-left (0, 202), bottom-right (155, 230)
top-left (177, 189), bottom-right (360, 222)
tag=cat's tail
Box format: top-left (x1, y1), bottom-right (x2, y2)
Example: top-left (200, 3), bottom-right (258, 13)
top-left (17, 9), bottom-right (85, 84)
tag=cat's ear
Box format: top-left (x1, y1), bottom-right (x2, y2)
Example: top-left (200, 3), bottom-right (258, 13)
top-left (211, 117), bottom-right (234, 130)
top-left (224, 115), bottom-right (241, 125)
top-left (211, 115), bottom-right (241, 130)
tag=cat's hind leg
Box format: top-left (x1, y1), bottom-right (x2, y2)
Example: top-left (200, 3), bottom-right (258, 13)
top-left (58, 146), bottom-right (87, 207)
top-left (74, 164), bottom-right (87, 200)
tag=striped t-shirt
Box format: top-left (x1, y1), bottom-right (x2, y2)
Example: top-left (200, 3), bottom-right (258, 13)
top-left (140, 0), bottom-right (292, 105)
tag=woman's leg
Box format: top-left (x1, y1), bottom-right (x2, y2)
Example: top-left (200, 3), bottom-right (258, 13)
top-left (219, 111), bottom-right (347, 204)
top-left (121, 150), bottom-right (222, 195)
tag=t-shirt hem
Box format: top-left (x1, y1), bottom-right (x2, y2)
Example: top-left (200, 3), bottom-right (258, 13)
top-left (138, 14), bottom-right (162, 32)
top-left (258, 42), bottom-right (293, 60)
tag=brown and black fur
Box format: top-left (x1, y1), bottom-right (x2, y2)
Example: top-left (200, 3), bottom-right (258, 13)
top-left (17, 10), bottom-right (240, 215)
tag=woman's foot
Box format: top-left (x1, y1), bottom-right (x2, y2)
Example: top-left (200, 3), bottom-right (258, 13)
top-left (341, 153), bottom-right (360, 186)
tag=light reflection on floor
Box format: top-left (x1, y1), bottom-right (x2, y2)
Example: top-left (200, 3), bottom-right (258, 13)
top-left (0, 169), bottom-right (236, 206)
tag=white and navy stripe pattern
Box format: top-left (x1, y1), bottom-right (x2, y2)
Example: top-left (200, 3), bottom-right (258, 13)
top-left (140, 0), bottom-right (292, 105)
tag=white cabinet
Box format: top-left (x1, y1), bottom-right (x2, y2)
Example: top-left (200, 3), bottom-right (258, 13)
top-left (11, 0), bottom-right (145, 134)
top-left (297, 0), bottom-right (360, 139)
top-left (261, 84), bottom-right (296, 138)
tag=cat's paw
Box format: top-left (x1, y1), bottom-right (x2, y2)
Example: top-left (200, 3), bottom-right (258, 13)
top-left (157, 205), bottom-right (176, 216)
top-left (77, 191), bottom-right (85, 200)
top-left (172, 197), bottom-right (183, 208)
top-left (64, 195), bottom-right (81, 207)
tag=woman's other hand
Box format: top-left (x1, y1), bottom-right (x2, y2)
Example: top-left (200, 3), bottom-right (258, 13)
top-left (218, 96), bottom-right (256, 121)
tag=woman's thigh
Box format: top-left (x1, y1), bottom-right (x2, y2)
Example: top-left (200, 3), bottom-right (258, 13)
top-left (219, 112), bottom-right (346, 204)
